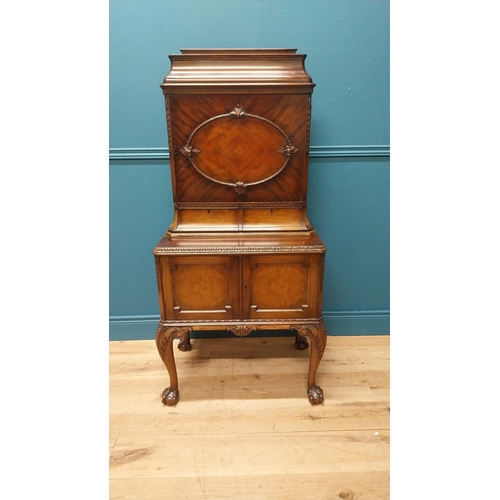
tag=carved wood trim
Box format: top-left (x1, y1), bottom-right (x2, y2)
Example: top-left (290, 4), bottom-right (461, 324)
top-left (181, 104), bottom-right (298, 194)
top-left (292, 322), bottom-right (327, 359)
top-left (174, 201), bottom-right (307, 209)
top-left (154, 256), bottom-right (167, 316)
top-left (305, 95), bottom-right (312, 157)
top-left (155, 318), bottom-right (323, 326)
top-left (154, 245), bottom-right (326, 255)
top-left (165, 96), bottom-right (174, 154)
top-left (319, 254), bottom-right (325, 299)
top-left (155, 325), bottom-right (191, 360)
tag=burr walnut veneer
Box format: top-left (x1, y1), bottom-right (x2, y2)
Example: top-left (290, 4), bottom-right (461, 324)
top-left (154, 49), bottom-right (328, 406)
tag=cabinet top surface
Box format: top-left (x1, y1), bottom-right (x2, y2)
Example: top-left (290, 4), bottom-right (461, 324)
top-left (177, 48), bottom-right (299, 55)
top-left (162, 48), bottom-right (315, 91)
top-left (154, 232), bottom-right (326, 255)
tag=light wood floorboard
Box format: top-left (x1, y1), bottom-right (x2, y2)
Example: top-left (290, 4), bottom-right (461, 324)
top-left (110, 335), bottom-right (390, 500)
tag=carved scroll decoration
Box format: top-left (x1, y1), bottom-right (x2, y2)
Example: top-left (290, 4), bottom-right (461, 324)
top-left (180, 104), bottom-right (298, 194)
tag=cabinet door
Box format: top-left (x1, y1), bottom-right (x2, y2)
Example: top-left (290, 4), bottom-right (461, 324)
top-left (159, 255), bottom-right (240, 320)
top-left (242, 254), bottom-right (321, 320)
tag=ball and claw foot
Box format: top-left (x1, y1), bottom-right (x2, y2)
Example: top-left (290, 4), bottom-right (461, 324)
top-left (308, 385), bottom-right (324, 405)
top-left (161, 387), bottom-right (179, 406)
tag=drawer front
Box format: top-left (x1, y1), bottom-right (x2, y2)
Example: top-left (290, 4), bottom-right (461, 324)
top-left (242, 254), bottom-right (321, 320)
top-left (157, 255), bottom-right (240, 320)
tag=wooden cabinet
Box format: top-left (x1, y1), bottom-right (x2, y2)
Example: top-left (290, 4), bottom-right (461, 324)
top-left (154, 49), bottom-right (328, 406)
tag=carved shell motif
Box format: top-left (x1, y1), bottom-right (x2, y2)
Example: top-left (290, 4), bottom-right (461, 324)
top-left (228, 325), bottom-right (257, 337)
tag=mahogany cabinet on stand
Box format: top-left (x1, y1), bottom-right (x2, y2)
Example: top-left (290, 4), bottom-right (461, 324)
top-left (153, 49), bottom-right (328, 406)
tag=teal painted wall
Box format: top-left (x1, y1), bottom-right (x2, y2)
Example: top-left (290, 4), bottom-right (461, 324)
top-left (109, 0), bottom-right (390, 339)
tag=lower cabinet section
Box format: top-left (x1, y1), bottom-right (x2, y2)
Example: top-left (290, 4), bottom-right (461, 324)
top-left (155, 253), bottom-right (323, 322)
top-left (153, 249), bottom-right (327, 406)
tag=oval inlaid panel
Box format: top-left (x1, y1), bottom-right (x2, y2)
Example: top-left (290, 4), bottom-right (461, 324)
top-left (180, 106), bottom-right (297, 193)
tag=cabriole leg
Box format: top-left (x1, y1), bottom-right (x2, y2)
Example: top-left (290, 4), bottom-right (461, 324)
top-left (156, 324), bottom-right (192, 406)
top-left (292, 321), bottom-right (327, 404)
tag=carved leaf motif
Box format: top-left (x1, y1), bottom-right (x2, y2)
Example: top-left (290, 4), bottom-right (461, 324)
top-left (229, 104), bottom-right (247, 119)
top-left (278, 143), bottom-right (299, 156)
top-left (294, 324), bottom-right (326, 358)
top-left (180, 145), bottom-right (200, 158)
top-left (156, 325), bottom-right (192, 361)
top-left (233, 181), bottom-right (247, 194)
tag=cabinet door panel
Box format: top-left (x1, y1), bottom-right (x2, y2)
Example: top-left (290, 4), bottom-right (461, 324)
top-left (162, 255), bottom-right (240, 320)
top-left (242, 254), bottom-right (320, 319)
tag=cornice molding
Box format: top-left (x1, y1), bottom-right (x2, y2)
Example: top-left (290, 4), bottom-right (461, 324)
top-left (109, 145), bottom-right (390, 162)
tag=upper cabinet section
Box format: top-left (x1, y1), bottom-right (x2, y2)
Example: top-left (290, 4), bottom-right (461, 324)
top-left (160, 48), bottom-right (315, 94)
top-left (161, 48), bottom-right (317, 226)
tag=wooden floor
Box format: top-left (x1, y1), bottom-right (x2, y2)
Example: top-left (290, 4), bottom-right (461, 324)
top-left (110, 335), bottom-right (390, 500)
